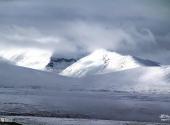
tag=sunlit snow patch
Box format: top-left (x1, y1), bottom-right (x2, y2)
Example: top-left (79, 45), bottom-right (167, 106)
top-left (0, 48), bottom-right (52, 70)
top-left (160, 114), bottom-right (170, 121)
top-left (61, 49), bottom-right (141, 77)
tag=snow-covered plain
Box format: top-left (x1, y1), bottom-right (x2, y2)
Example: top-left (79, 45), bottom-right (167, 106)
top-left (5, 116), bottom-right (170, 125)
top-left (0, 61), bottom-right (170, 123)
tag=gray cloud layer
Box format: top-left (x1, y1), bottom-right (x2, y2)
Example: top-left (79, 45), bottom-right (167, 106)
top-left (0, 0), bottom-right (170, 64)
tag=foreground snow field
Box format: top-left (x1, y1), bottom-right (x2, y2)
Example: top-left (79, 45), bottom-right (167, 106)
top-left (0, 62), bottom-right (170, 123)
top-left (4, 116), bottom-right (170, 125)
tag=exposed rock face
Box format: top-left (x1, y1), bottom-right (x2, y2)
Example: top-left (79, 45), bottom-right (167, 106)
top-left (46, 57), bottom-right (77, 73)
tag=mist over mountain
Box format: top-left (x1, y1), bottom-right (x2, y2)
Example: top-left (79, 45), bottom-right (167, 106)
top-left (0, 0), bottom-right (170, 65)
top-left (0, 1), bottom-right (170, 124)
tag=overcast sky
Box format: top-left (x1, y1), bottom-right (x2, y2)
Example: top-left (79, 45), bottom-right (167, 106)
top-left (0, 0), bottom-right (170, 64)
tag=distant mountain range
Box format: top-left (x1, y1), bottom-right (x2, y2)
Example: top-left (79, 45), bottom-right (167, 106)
top-left (60, 49), bottom-right (160, 77)
top-left (0, 48), bottom-right (160, 77)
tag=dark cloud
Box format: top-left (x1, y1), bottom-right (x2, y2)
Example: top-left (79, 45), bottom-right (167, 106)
top-left (0, 0), bottom-right (170, 64)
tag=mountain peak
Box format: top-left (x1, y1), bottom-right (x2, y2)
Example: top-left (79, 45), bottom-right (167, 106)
top-left (60, 49), bottom-right (136, 77)
top-left (60, 49), bottom-right (160, 77)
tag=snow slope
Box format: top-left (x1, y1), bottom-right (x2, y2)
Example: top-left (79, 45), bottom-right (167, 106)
top-left (61, 49), bottom-right (159, 77)
top-left (0, 48), bottom-right (52, 70)
top-left (79, 66), bottom-right (170, 93)
top-left (0, 61), bottom-right (169, 93)
top-left (0, 62), bottom-right (76, 90)
top-left (0, 62), bottom-right (170, 122)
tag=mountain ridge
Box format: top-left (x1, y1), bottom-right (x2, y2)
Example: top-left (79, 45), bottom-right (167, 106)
top-left (60, 49), bottom-right (160, 77)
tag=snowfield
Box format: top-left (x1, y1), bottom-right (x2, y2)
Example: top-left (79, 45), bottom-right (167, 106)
top-left (0, 47), bottom-right (52, 70)
top-left (61, 49), bottom-right (160, 77)
top-left (0, 61), bottom-right (169, 93)
top-left (0, 49), bottom-right (170, 123)
top-left (5, 116), bottom-right (170, 125)
top-left (0, 62), bottom-right (170, 123)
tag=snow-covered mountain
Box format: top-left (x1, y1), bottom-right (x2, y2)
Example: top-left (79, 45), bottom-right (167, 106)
top-left (60, 49), bottom-right (160, 77)
top-left (0, 61), bottom-right (169, 93)
top-left (0, 48), bottom-right (52, 70)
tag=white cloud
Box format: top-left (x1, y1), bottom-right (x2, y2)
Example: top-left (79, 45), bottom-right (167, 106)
top-left (0, 21), bottom-right (169, 64)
